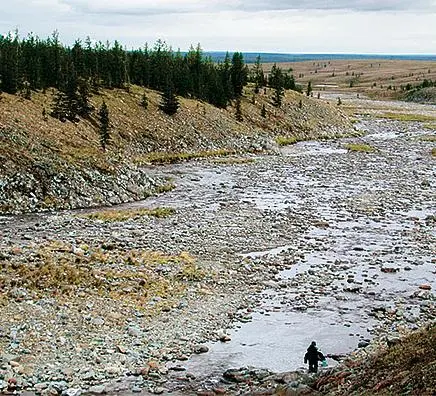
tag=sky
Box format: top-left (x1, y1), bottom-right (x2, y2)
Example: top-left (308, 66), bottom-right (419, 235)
top-left (1, 0), bottom-right (436, 54)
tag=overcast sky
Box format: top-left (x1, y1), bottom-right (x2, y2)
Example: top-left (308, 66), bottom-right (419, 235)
top-left (1, 0), bottom-right (436, 53)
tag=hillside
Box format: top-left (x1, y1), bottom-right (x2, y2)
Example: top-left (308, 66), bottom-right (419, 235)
top-left (313, 323), bottom-right (436, 395)
top-left (262, 59), bottom-right (436, 101)
top-left (0, 85), bottom-right (354, 214)
top-left (405, 86), bottom-right (436, 104)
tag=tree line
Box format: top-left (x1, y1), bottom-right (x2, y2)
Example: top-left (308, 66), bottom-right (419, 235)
top-left (0, 31), bottom-right (301, 146)
top-left (0, 31), bottom-right (300, 107)
top-left (0, 31), bottom-right (250, 109)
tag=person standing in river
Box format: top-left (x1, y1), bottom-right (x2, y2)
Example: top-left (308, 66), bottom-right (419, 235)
top-left (304, 341), bottom-right (325, 373)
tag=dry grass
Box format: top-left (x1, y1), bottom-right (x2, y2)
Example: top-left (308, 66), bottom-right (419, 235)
top-left (155, 181), bottom-right (176, 193)
top-left (262, 59), bottom-right (436, 100)
top-left (275, 136), bottom-right (300, 146)
top-left (420, 134), bottom-right (436, 142)
top-left (81, 207), bottom-right (175, 222)
top-left (0, 241), bottom-right (207, 310)
top-left (0, 82), bottom-right (353, 181)
top-left (211, 157), bottom-right (255, 165)
top-left (379, 112), bottom-right (436, 122)
top-left (345, 143), bottom-right (376, 153)
top-left (316, 324), bottom-right (436, 395)
top-left (422, 123), bottom-right (436, 130)
top-left (135, 149), bottom-right (236, 165)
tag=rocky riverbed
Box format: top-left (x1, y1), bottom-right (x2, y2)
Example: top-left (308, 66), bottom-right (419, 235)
top-left (0, 98), bottom-right (435, 395)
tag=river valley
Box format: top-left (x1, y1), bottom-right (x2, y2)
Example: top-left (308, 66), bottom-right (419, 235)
top-left (0, 97), bottom-right (435, 395)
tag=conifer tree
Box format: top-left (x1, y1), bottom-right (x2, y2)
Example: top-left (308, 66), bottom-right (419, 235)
top-left (272, 86), bottom-right (284, 108)
top-left (235, 97), bottom-right (243, 121)
top-left (77, 77), bottom-right (93, 117)
top-left (269, 64), bottom-right (284, 107)
top-left (50, 90), bottom-right (70, 122)
top-left (261, 104), bottom-right (267, 118)
top-left (21, 80), bottom-right (31, 100)
top-left (0, 32), bottom-right (258, 110)
top-left (159, 79), bottom-right (179, 115)
top-left (98, 101), bottom-right (110, 150)
top-left (141, 92), bottom-right (148, 109)
top-left (253, 55), bottom-right (265, 93)
top-left (306, 81), bottom-right (312, 97)
top-left (230, 52), bottom-right (247, 98)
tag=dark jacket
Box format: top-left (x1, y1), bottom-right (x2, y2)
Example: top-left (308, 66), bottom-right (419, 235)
top-left (304, 344), bottom-right (319, 363)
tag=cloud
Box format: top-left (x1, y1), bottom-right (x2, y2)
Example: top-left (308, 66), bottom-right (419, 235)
top-left (61, 0), bottom-right (227, 15)
top-left (1, 1), bottom-right (435, 53)
top-left (235, 0), bottom-right (436, 12)
top-left (61, 0), bottom-right (436, 15)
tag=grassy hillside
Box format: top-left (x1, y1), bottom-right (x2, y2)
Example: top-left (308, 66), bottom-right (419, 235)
top-left (0, 84), bottom-right (354, 213)
top-left (262, 59), bottom-right (436, 101)
top-left (314, 324), bottom-right (436, 395)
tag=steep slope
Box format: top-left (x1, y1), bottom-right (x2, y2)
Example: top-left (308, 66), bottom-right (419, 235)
top-left (0, 85), bottom-right (354, 213)
top-left (314, 324), bottom-right (436, 395)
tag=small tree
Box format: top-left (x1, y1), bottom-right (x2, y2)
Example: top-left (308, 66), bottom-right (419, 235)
top-left (235, 97), bottom-right (243, 121)
top-left (306, 81), bottom-right (312, 97)
top-left (272, 86), bottom-right (283, 107)
top-left (261, 104), bottom-right (267, 118)
top-left (50, 90), bottom-right (70, 122)
top-left (21, 80), bottom-right (31, 100)
top-left (141, 92), bottom-right (148, 109)
top-left (77, 77), bottom-right (93, 117)
top-left (160, 81), bottom-right (179, 115)
top-left (99, 101), bottom-right (110, 150)
top-left (269, 64), bottom-right (284, 107)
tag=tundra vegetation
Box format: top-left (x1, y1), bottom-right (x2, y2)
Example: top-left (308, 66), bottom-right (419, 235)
top-left (344, 143), bottom-right (376, 153)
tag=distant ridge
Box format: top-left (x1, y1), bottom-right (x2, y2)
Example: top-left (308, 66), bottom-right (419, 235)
top-left (202, 52), bottom-right (436, 63)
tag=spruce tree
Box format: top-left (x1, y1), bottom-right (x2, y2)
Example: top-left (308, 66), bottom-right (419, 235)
top-left (235, 97), bottom-right (243, 121)
top-left (159, 80), bottom-right (179, 115)
top-left (230, 52), bottom-right (247, 98)
top-left (269, 64), bottom-right (284, 108)
top-left (20, 80), bottom-right (31, 100)
top-left (261, 104), bottom-right (267, 118)
top-left (272, 86), bottom-right (284, 108)
top-left (77, 77), bottom-right (93, 117)
top-left (306, 81), bottom-right (312, 97)
top-left (50, 90), bottom-right (70, 122)
top-left (253, 55), bottom-right (265, 93)
top-left (98, 101), bottom-right (110, 150)
top-left (141, 92), bottom-right (148, 109)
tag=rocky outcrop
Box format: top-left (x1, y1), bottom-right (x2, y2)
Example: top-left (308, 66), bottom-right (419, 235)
top-left (0, 133), bottom-right (160, 213)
